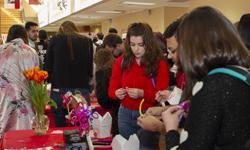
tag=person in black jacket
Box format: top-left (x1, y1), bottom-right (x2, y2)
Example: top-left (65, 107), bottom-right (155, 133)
top-left (94, 49), bottom-right (120, 136)
top-left (44, 21), bottom-right (93, 127)
top-left (37, 29), bottom-right (49, 67)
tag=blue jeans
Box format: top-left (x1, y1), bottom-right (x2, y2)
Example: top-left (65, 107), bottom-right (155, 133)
top-left (118, 105), bottom-right (160, 150)
top-left (50, 88), bottom-right (90, 127)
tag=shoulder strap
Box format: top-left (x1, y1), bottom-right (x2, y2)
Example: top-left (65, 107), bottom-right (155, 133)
top-left (208, 66), bottom-right (250, 85)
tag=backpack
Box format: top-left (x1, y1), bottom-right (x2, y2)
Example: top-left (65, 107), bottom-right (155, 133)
top-left (208, 65), bottom-right (250, 85)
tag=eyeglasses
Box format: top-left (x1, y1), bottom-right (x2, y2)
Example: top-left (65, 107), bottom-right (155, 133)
top-left (167, 48), bottom-right (177, 54)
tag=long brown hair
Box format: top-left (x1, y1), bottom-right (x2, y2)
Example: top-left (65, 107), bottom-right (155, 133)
top-left (94, 49), bottom-right (115, 71)
top-left (177, 6), bottom-right (250, 100)
top-left (58, 21), bottom-right (80, 61)
top-left (122, 22), bottom-right (163, 77)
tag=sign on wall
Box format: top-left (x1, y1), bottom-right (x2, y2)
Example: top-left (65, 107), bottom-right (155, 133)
top-left (4, 0), bottom-right (15, 9)
top-left (49, 0), bottom-right (71, 23)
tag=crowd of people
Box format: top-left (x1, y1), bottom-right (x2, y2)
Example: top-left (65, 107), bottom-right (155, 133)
top-left (0, 5), bottom-right (250, 150)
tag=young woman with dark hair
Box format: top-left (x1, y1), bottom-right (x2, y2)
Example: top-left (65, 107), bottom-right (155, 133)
top-left (108, 22), bottom-right (169, 149)
top-left (162, 6), bottom-right (250, 150)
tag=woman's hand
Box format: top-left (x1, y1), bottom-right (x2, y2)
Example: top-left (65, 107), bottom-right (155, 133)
top-left (155, 90), bottom-right (171, 102)
top-left (126, 87), bottom-right (144, 99)
top-left (162, 106), bottom-right (184, 132)
top-left (137, 115), bottom-right (165, 133)
top-left (145, 106), bottom-right (171, 119)
top-left (115, 88), bottom-right (126, 100)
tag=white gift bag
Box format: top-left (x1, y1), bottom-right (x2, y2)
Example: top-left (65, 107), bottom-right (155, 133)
top-left (92, 112), bottom-right (112, 138)
top-left (111, 134), bottom-right (140, 150)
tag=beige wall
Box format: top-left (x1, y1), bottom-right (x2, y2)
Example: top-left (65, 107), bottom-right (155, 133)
top-left (189, 0), bottom-right (250, 23)
top-left (90, 25), bottom-right (102, 33)
top-left (164, 7), bottom-right (188, 30)
top-left (101, 0), bottom-right (250, 35)
top-left (100, 6), bottom-right (188, 36)
top-left (101, 7), bottom-right (166, 35)
top-left (101, 19), bottom-right (112, 35)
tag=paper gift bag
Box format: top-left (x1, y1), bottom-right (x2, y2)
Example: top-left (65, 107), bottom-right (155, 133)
top-left (92, 112), bottom-right (112, 138)
top-left (111, 134), bottom-right (140, 150)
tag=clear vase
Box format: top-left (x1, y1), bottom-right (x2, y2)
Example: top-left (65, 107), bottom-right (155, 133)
top-left (31, 114), bottom-right (49, 135)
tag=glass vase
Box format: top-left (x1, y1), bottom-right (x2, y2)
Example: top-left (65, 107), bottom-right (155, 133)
top-left (31, 114), bottom-right (49, 135)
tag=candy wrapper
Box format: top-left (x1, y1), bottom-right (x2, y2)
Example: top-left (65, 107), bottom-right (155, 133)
top-left (178, 101), bottom-right (190, 112)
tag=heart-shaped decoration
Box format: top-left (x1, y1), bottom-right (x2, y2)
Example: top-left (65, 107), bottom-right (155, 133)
top-left (170, 146), bottom-right (179, 150)
top-left (192, 81), bottom-right (203, 96)
top-left (180, 129), bottom-right (188, 143)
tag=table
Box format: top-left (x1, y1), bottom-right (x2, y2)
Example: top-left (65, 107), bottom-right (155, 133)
top-left (2, 127), bottom-right (112, 150)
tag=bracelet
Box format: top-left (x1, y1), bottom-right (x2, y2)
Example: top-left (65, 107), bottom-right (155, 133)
top-left (139, 99), bottom-right (144, 116)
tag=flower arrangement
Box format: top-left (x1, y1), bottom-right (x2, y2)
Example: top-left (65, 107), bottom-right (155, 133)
top-left (23, 67), bottom-right (57, 119)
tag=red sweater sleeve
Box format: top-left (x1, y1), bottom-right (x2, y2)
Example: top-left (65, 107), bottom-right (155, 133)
top-left (143, 60), bottom-right (169, 103)
top-left (108, 56), bottom-right (123, 100)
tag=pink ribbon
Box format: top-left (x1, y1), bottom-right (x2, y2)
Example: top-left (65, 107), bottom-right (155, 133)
top-left (68, 103), bottom-right (97, 136)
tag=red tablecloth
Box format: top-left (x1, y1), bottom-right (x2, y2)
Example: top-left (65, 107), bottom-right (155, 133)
top-left (2, 127), bottom-right (112, 150)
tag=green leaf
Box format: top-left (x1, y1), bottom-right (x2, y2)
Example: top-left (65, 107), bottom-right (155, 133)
top-left (26, 80), bottom-right (57, 115)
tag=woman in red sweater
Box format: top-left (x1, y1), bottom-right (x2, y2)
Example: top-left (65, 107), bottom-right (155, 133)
top-left (108, 22), bottom-right (169, 149)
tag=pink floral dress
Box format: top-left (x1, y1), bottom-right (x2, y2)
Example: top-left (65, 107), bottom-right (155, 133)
top-left (0, 38), bottom-right (39, 138)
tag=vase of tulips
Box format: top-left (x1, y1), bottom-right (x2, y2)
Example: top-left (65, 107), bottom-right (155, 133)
top-left (23, 67), bottom-right (57, 135)
top-left (31, 113), bottom-right (50, 135)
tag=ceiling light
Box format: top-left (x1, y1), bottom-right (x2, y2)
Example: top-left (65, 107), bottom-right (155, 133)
top-left (96, 10), bottom-right (122, 14)
top-left (122, 1), bottom-right (155, 6)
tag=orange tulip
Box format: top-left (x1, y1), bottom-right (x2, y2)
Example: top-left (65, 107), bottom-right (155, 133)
top-left (34, 70), bottom-right (48, 83)
top-left (24, 69), bottom-right (34, 80)
top-left (38, 70), bottom-right (48, 81)
top-left (23, 67), bottom-right (48, 83)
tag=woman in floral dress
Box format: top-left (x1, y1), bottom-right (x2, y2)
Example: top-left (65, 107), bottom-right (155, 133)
top-left (0, 25), bottom-right (39, 138)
